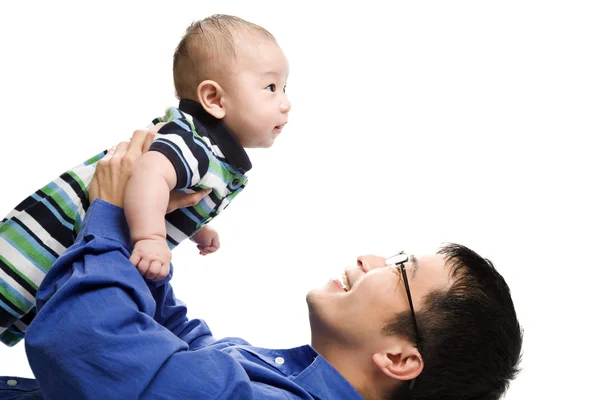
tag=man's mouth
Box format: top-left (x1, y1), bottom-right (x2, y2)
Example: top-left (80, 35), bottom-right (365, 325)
top-left (337, 272), bottom-right (350, 291)
top-left (342, 272), bottom-right (349, 290)
top-left (330, 270), bottom-right (352, 292)
top-left (332, 279), bottom-right (347, 291)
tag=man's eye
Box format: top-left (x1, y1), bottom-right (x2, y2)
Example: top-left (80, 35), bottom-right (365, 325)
top-left (267, 84), bottom-right (276, 92)
top-left (389, 264), bottom-right (404, 278)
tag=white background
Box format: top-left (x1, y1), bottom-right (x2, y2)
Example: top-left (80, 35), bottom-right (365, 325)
top-left (0, 1), bottom-right (599, 398)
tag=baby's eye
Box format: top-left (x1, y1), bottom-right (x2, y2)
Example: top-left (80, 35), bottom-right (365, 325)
top-left (283, 85), bottom-right (287, 94)
top-left (267, 84), bottom-right (276, 92)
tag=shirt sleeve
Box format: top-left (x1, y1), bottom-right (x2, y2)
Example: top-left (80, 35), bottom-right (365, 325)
top-left (149, 119), bottom-right (211, 190)
top-left (24, 201), bottom-right (291, 400)
top-left (146, 278), bottom-right (217, 350)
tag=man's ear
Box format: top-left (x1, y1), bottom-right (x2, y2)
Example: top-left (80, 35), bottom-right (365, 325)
top-left (196, 80), bottom-right (226, 119)
top-left (372, 342), bottom-right (423, 383)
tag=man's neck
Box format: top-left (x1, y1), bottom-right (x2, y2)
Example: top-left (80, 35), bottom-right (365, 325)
top-left (312, 338), bottom-right (384, 399)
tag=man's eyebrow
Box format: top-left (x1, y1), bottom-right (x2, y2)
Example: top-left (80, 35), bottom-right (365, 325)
top-left (409, 255), bottom-right (419, 278)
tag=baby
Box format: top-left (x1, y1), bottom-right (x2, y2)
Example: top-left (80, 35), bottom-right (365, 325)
top-left (0, 14), bottom-right (291, 346)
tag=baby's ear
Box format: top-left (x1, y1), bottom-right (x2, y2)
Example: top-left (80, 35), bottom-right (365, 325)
top-left (197, 80), bottom-right (226, 119)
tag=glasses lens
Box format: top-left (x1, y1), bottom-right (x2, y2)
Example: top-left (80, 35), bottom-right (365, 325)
top-left (386, 252), bottom-right (408, 266)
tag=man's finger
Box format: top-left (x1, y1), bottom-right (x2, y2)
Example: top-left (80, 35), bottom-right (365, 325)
top-left (167, 189), bottom-right (212, 213)
top-left (149, 122), bottom-right (166, 135)
top-left (103, 145), bottom-right (117, 161)
top-left (184, 189), bottom-right (212, 207)
top-left (129, 129), bottom-right (149, 157)
top-left (141, 123), bottom-right (165, 153)
top-left (113, 141), bottom-right (130, 159)
top-left (142, 129), bottom-right (157, 153)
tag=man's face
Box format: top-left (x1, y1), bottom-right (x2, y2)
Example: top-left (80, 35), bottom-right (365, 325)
top-left (221, 37), bottom-right (291, 148)
top-left (306, 252), bottom-right (454, 352)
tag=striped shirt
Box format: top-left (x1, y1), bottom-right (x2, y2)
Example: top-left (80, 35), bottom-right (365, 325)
top-left (0, 99), bottom-right (251, 346)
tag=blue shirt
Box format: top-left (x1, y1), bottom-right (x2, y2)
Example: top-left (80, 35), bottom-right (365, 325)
top-left (24, 200), bottom-right (363, 399)
top-left (0, 377), bottom-right (42, 399)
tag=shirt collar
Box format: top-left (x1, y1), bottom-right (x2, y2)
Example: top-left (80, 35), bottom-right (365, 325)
top-left (247, 345), bottom-right (363, 399)
top-left (178, 99), bottom-right (252, 173)
top-left (291, 348), bottom-right (364, 400)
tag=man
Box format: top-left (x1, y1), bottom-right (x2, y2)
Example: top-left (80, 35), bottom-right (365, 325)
top-left (22, 129), bottom-right (522, 399)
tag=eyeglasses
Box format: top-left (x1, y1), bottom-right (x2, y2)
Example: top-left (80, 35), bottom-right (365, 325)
top-left (386, 251), bottom-right (422, 391)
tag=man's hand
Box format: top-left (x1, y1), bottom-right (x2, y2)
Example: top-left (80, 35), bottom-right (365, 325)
top-left (89, 127), bottom-right (158, 207)
top-left (191, 225), bottom-right (221, 256)
top-left (88, 124), bottom-right (213, 281)
top-left (166, 190), bottom-right (212, 214)
top-left (129, 237), bottom-right (172, 280)
top-left (89, 123), bottom-right (211, 210)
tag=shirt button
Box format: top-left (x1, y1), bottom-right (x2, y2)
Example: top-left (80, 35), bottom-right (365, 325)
top-left (7, 379), bottom-right (17, 386)
top-left (232, 179), bottom-right (240, 186)
top-left (275, 357), bottom-right (285, 365)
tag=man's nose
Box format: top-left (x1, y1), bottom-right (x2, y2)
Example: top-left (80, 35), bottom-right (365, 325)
top-left (356, 255), bottom-right (387, 272)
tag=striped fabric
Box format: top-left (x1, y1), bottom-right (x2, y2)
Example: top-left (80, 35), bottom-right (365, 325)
top-left (0, 105), bottom-right (248, 346)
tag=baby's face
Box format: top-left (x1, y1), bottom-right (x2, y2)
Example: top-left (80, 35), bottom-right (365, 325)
top-left (221, 39), bottom-right (291, 148)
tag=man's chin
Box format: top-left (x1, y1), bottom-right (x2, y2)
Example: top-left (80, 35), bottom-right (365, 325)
top-left (306, 284), bottom-right (346, 324)
top-left (305, 287), bottom-right (320, 308)
top-left (306, 282), bottom-right (340, 306)
top-left (305, 287), bottom-right (329, 318)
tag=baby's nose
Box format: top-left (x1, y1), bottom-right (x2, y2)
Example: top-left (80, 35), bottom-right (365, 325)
top-left (281, 98), bottom-right (291, 113)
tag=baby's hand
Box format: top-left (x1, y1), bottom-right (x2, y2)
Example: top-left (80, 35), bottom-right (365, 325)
top-left (191, 225), bottom-right (220, 256)
top-left (129, 238), bottom-right (172, 281)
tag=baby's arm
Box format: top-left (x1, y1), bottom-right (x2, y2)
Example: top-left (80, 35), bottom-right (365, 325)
top-left (124, 151), bottom-right (177, 280)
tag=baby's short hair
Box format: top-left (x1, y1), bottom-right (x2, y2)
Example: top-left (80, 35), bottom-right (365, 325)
top-left (173, 14), bottom-right (276, 100)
